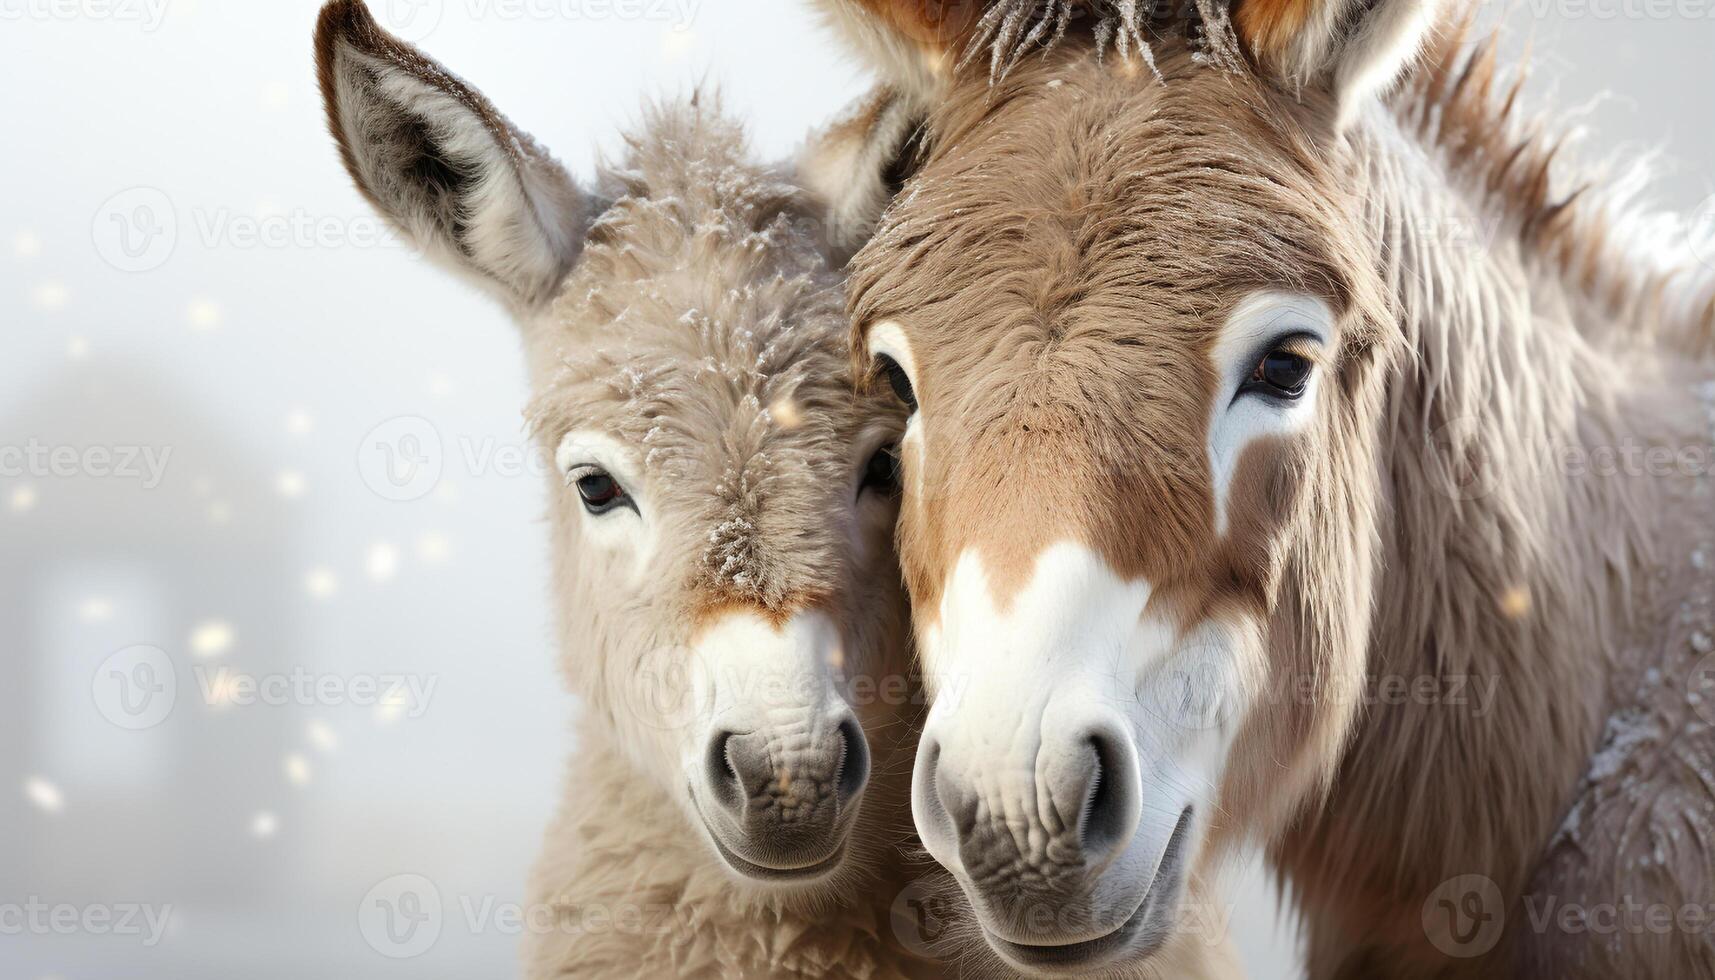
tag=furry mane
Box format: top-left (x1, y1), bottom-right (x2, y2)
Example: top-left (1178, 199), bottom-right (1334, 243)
top-left (1395, 9), bottom-right (1715, 356)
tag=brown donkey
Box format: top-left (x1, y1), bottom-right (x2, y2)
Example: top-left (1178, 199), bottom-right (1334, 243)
top-left (808, 0), bottom-right (1715, 976)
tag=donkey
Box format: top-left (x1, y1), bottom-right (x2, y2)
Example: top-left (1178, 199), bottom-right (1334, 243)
top-left (807, 0), bottom-right (1715, 976)
top-left (314, 3), bottom-right (940, 976)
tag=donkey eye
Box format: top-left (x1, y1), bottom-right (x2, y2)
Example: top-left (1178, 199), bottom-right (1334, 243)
top-left (574, 469), bottom-right (631, 515)
top-left (874, 354), bottom-right (917, 413)
top-left (1244, 349), bottom-right (1313, 400)
top-left (859, 444), bottom-right (902, 499)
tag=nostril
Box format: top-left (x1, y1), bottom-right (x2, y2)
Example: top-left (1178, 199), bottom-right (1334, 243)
top-left (705, 728), bottom-right (742, 813)
top-left (1079, 729), bottom-right (1135, 862)
top-left (834, 714), bottom-right (870, 803)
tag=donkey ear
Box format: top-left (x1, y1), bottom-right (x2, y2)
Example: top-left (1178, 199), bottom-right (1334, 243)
top-left (809, 0), bottom-right (988, 102)
top-left (1234, 0), bottom-right (1444, 126)
top-left (797, 87), bottom-right (926, 264)
top-left (315, 0), bottom-right (590, 309)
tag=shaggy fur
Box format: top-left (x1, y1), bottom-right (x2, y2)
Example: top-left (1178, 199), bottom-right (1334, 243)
top-left (808, 0), bottom-right (1715, 976)
top-left (315, 3), bottom-right (941, 976)
top-left (517, 105), bottom-right (934, 979)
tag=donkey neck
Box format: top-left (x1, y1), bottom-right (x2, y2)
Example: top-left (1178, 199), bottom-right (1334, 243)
top-left (1276, 100), bottom-right (1714, 942)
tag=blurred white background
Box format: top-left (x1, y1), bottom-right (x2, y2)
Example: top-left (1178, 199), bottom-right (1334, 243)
top-left (2, 1), bottom-right (1710, 978)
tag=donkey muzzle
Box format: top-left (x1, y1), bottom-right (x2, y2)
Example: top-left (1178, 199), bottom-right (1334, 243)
top-left (912, 700), bottom-right (1198, 973)
top-left (693, 709), bottom-right (869, 880)
top-left (685, 608), bottom-right (871, 882)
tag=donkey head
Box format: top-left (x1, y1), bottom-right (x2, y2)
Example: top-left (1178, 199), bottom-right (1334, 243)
top-left (812, 0), bottom-right (1439, 969)
top-left (317, 0), bottom-right (917, 890)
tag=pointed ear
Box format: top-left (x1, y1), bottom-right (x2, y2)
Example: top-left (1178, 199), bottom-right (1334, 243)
top-left (797, 87), bottom-right (926, 264)
top-left (315, 0), bottom-right (589, 309)
top-left (809, 0), bottom-right (988, 102)
top-left (1234, 0), bottom-right (1444, 127)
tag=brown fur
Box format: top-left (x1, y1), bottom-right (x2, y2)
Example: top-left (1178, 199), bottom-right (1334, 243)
top-left (815, 0), bottom-right (1715, 976)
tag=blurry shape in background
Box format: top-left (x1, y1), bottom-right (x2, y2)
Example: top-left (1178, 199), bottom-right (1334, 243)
top-left (10, 484), bottom-right (37, 513)
top-left (187, 297), bottom-right (222, 330)
top-left (306, 720), bottom-right (339, 753)
top-left (23, 776), bottom-right (65, 814)
top-left (189, 619), bottom-right (235, 658)
top-left (31, 281), bottom-right (68, 311)
top-left (304, 567), bottom-right (338, 599)
top-left (415, 531), bottom-right (450, 566)
top-left (276, 470), bottom-right (307, 499)
top-left (66, 336), bottom-right (90, 360)
top-left (284, 754), bottom-right (312, 787)
top-left (12, 229), bottom-right (41, 258)
top-left (284, 408), bottom-right (314, 437)
top-left (374, 690), bottom-right (408, 726)
top-left (367, 541), bottom-right (399, 583)
top-left (251, 811), bottom-right (280, 840)
top-left (78, 596), bottom-right (114, 623)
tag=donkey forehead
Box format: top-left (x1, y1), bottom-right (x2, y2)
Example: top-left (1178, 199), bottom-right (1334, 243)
top-left (851, 48), bottom-right (1353, 331)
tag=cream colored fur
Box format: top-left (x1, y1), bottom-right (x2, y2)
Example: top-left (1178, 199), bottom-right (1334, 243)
top-left (315, 2), bottom-right (941, 976)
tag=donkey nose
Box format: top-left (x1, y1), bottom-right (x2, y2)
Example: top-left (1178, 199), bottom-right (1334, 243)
top-left (699, 710), bottom-right (871, 823)
top-left (913, 718), bottom-right (1142, 879)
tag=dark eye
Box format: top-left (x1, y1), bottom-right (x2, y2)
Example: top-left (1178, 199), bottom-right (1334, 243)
top-left (859, 444), bottom-right (901, 499)
top-left (1244, 349), bottom-right (1313, 400)
top-left (874, 355), bottom-right (917, 413)
top-left (574, 470), bottom-right (631, 515)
